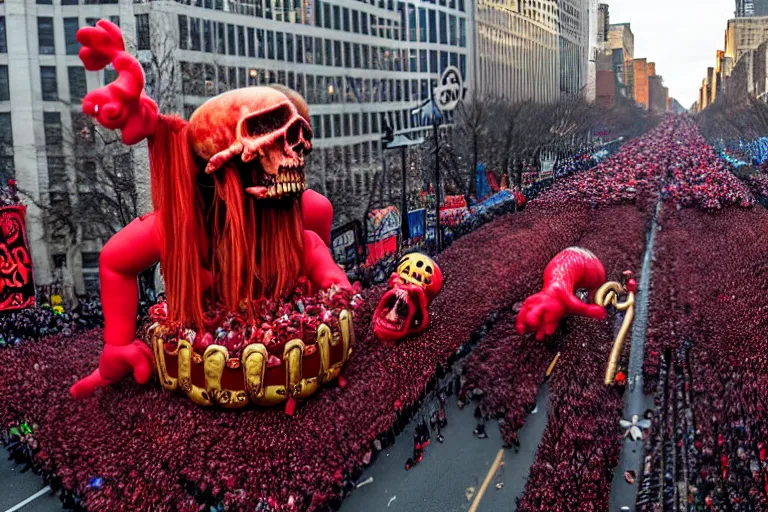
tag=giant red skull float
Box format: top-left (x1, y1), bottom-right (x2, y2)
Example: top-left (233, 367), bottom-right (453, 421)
top-left (373, 253), bottom-right (443, 343)
top-left (69, 20), bottom-right (351, 400)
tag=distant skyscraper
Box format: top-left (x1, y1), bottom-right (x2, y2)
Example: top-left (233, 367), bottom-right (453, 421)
top-left (558, 0), bottom-right (589, 96)
top-left (597, 3), bottom-right (610, 42)
top-left (736, 0), bottom-right (768, 16)
top-left (736, 0), bottom-right (755, 17)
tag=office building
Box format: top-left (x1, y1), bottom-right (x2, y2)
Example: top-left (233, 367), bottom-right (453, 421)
top-left (474, 0), bottom-right (560, 102)
top-left (558, 0), bottom-right (589, 96)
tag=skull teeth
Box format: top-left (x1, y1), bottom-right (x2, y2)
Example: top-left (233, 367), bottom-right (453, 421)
top-left (259, 180), bottom-right (306, 199)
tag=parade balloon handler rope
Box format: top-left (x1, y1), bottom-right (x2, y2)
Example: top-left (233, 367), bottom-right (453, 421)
top-left (0, 204), bottom-right (592, 512)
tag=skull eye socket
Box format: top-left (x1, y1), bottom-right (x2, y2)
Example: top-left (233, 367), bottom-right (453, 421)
top-left (416, 260), bottom-right (424, 268)
top-left (243, 104), bottom-right (293, 139)
top-left (285, 120), bottom-right (312, 146)
top-left (425, 265), bottom-right (433, 274)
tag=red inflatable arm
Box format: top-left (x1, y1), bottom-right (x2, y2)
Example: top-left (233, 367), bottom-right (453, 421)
top-left (70, 213), bottom-right (162, 399)
top-left (516, 247), bottom-right (607, 341)
top-left (302, 189), bottom-right (334, 247)
top-left (304, 230), bottom-right (351, 291)
top-left (77, 20), bottom-right (158, 145)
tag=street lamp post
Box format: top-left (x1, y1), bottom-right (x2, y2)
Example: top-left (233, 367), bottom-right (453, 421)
top-left (383, 128), bottom-right (425, 243)
top-left (433, 119), bottom-right (441, 253)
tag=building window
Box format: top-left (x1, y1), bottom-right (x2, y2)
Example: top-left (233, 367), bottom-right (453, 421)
top-left (276, 32), bottom-right (284, 60)
top-left (459, 18), bottom-right (466, 47)
top-left (286, 34), bottom-right (294, 62)
top-left (0, 113), bottom-right (11, 147)
top-left (61, 0), bottom-right (78, 4)
top-left (439, 12), bottom-right (447, 44)
top-left (216, 22), bottom-right (225, 54)
top-left (296, 36), bottom-right (304, 64)
top-left (47, 157), bottom-right (67, 190)
top-left (267, 31), bottom-right (275, 59)
top-left (44, 112), bottom-right (62, 147)
top-left (63, 18), bottom-right (80, 55)
top-left (324, 39), bottom-right (332, 66)
top-left (361, 12), bottom-right (368, 34)
top-left (190, 18), bottom-right (201, 51)
top-left (68, 66), bottom-right (87, 102)
top-left (40, 67), bottom-right (58, 101)
top-left (38, 17), bottom-right (56, 55)
top-left (247, 27), bottom-right (255, 57)
top-left (343, 41), bottom-right (351, 68)
top-left (418, 8), bottom-right (427, 42)
top-left (37, 0), bottom-right (53, 5)
top-left (449, 15), bottom-right (457, 45)
top-left (0, 66), bottom-right (8, 101)
top-left (136, 14), bottom-right (150, 50)
top-left (178, 15), bottom-right (189, 50)
top-left (227, 24), bottom-right (236, 55)
top-left (0, 17), bottom-right (6, 54)
top-left (315, 37), bottom-right (323, 65)
top-left (203, 20), bottom-right (213, 53)
top-left (343, 7), bottom-right (350, 31)
top-left (334, 40), bottom-right (342, 67)
top-left (237, 26), bottom-right (246, 57)
top-left (428, 10), bottom-right (436, 43)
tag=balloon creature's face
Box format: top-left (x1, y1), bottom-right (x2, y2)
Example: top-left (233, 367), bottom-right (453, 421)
top-left (373, 253), bottom-right (443, 343)
top-left (373, 283), bottom-right (428, 343)
top-left (188, 87), bottom-right (312, 200)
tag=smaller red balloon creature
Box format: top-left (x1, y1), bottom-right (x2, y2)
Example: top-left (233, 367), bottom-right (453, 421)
top-left (373, 253), bottom-right (443, 343)
top-left (516, 247), bottom-right (607, 340)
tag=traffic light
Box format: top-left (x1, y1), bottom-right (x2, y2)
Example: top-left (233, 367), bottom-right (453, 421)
top-left (381, 123), bottom-right (395, 148)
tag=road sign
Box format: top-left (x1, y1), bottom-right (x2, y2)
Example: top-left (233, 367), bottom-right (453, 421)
top-left (434, 66), bottom-right (464, 112)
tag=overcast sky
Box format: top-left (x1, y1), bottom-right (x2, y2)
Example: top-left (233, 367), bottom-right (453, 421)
top-left (607, 0), bottom-right (734, 107)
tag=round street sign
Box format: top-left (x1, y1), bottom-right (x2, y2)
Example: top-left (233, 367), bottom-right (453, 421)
top-left (434, 66), bottom-right (464, 112)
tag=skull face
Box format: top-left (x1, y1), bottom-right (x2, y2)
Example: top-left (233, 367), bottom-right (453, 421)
top-left (188, 87), bottom-right (312, 200)
top-left (395, 253), bottom-right (443, 301)
top-left (373, 283), bottom-right (429, 343)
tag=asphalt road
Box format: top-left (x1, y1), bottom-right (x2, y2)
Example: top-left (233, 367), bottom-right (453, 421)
top-left (340, 383), bottom-right (551, 512)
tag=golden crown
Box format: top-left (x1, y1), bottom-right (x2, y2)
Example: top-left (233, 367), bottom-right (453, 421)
top-left (149, 309), bottom-right (354, 408)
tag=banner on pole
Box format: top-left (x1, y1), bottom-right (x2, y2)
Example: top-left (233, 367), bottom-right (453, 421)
top-left (407, 209), bottom-right (426, 240)
top-left (0, 205), bottom-right (35, 312)
top-left (365, 206), bottom-right (401, 266)
top-left (331, 220), bottom-right (363, 270)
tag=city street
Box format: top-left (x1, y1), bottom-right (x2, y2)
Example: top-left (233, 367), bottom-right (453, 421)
top-left (2, 0), bottom-right (766, 511)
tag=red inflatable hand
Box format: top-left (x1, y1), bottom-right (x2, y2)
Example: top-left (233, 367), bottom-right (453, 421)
top-left (77, 20), bottom-right (158, 145)
top-left (516, 247), bottom-right (607, 341)
top-left (70, 341), bottom-right (154, 399)
top-left (77, 19), bottom-right (125, 71)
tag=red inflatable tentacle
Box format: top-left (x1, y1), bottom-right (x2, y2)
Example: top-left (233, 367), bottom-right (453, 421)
top-left (517, 247), bottom-right (607, 339)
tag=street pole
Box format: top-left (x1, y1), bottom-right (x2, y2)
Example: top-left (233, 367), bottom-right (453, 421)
top-left (401, 145), bottom-right (409, 241)
top-left (434, 119), bottom-right (441, 253)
